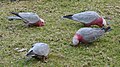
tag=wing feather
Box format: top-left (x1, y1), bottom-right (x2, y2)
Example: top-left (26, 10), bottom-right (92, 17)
top-left (72, 11), bottom-right (100, 24)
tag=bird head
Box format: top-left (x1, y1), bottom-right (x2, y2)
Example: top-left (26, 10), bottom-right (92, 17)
top-left (72, 34), bottom-right (83, 46)
top-left (102, 18), bottom-right (111, 28)
top-left (102, 18), bottom-right (108, 27)
top-left (35, 18), bottom-right (45, 27)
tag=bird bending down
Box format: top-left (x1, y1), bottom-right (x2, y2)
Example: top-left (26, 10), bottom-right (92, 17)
top-left (26, 43), bottom-right (50, 62)
top-left (62, 11), bottom-right (109, 28)
top-left (72, 26), bottom-right (111, 46)
top-left (10, 12), bottom-right (45, 27)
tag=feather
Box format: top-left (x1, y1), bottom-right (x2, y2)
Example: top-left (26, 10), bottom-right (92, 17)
top-left (75, 27), bottom-right (111, 43)
top-left (26, 43), bottom-right (50, 57)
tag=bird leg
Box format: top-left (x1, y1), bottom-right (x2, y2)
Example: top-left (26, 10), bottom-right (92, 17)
top-left (23, 21), bottom-right (34, 27)
top-left (81, 39), bottom-right (89, 45)
top-left (24, 22), bottom-right (35, 27)
top-left (84, 23), bottom-right (91, 27)
top-left (42, 56), bottom-right (48, 63)
top-left (33, 55), bottom-right (48, 63)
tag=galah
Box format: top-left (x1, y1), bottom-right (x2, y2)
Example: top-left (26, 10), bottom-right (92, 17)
top-left (26, 43), bottom-right (50, 62)
top-left (62, 11), bottom-right (108, 27)
top-left (10, 12), bottom-right (45, 27)
top-left (72, 26), bottom-right (111, 46)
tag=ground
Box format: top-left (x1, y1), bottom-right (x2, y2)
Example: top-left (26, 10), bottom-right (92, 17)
top-left (0, 0), bottom-right (120, 67)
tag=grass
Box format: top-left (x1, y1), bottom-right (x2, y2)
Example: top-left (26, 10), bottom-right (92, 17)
top-left (0, 0), bottom-right (120, 67)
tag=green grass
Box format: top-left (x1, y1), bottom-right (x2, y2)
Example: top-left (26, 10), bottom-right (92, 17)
top-left (0, 0), bottom-right (120, 67)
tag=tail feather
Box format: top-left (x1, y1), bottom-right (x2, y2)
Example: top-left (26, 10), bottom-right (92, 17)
top-left (102, 26), bottom-right (111, 32)
top-left (8, 16), bottom-right (22, 21)
top-left (62, 15), bottom-right (73, 19)
top-left (10, 12), bottom-right (21, 18)
top-left (26, 50), bottom-right (35, 57)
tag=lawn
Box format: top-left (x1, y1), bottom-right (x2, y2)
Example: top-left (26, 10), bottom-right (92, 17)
top-left (0, 0), bottom-right (120, 67)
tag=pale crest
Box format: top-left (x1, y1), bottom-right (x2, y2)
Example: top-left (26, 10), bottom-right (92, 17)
top-left (72, 36), bottom-right (79, 46)
top-left (102, 18), bottom-right (107, 26)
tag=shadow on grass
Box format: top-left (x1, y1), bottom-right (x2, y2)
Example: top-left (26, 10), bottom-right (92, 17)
top-left (70, 42), bottom-right (97, 48)
top-left (14, 58), bottom-right (46, 67)
top-left (64, 21), bottom-right (84, 29)
top-left (6, 23), bottom-right (43, 32)
top-left (24, 58), bottom-right (43, 64)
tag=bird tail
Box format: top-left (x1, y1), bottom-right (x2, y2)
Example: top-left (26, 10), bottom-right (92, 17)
top-left (10, 12), bottom-right (21, 17)
top-left (8, 16), bottom-right (22, 21)
top-left (26, 50), bottom-right (35, 57)
top-left (101, 26), bottom-right (111, 32)
top-left (62, 15), bottom-right (73, 19)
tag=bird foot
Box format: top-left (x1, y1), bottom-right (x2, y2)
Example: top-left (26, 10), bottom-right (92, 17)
top-left (84, 24), bottom-right (91, 27)
top-left (42, 56), bottom-right (48, 63)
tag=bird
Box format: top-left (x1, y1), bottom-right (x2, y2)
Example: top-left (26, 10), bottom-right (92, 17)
top-left (26, 43), bottom-right (50, 62)
top-left (72, 26), bottom-right (111, 46)
top-left (62, 11), bottom-right (109, 27)
top-left (10, 12), bottom-right (45, 27)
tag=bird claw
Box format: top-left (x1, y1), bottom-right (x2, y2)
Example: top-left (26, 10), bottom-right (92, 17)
top-left (42, 56), bottom-right (48, 63)
top-left (43, 60), bottom-right (48, 63)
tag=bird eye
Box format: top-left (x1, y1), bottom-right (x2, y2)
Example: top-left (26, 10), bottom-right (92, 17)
top-left (32, 45), bottom-right (34, 47)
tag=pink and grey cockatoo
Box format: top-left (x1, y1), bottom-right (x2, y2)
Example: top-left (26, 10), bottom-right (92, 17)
top-left (10, 12), bottom-right (45, 27)
top-left (63, 11), bottom-right (109, 27)
top-left (72, 27), bottom-right (111, 46)
top-left (26, 43), bottom-right (50, 62)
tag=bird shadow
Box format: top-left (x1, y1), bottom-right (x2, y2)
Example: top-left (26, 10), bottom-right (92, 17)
top-left (70, 42), bottom-right (96, 48)
top-left (6, 22), bottom-right (42, 32)
top-left (22, 57), bottom-right (46, 66)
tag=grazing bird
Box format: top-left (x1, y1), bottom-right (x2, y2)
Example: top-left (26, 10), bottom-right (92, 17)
top-left (10, 12), bottom-right (45, 27)
top-left (72, 27), bottom-right (111, 46)
top-left (26, 43), bottom-right (50, 62)
top-left (62, 11), bottom-right (109, 27)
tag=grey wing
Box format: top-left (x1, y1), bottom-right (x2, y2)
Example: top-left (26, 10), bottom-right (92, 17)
top-left (76, 28), bottom-right (92, 36)
top-left (38, 44), bottom-right (49, 56)
top-left (8, 16), bottom-right (22, 20)
top-left (33, 43), bottom-right (49, 56)
top-left (42, 45), bottom-right (50, 56)
top-left (72, 11), bottom-right (100, 24)
top-left (19, 12), bottom-right (40, 23)
top-left (82, 29), bottom-right (105, 42)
